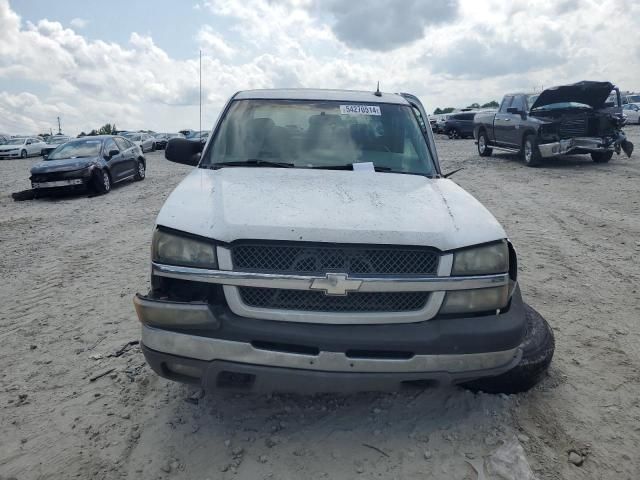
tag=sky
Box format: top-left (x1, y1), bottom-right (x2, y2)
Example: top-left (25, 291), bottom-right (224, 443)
top-left (1, 0), bottom-right (639, 135)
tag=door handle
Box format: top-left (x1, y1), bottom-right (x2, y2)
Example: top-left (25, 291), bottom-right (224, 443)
top-left (504, 118), bottom-right (511, 121)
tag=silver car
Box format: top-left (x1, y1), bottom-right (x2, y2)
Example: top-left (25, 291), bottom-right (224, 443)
top-left (0, 137), bottom-right (47, 159)
top-left (123, 133), bottom-right (156, 153)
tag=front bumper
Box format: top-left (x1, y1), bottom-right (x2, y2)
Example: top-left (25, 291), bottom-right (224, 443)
top-left (0, 151), bottom-right (21, 159)
top-left (30, 168), bottom-right (93, 190)
top-left (134, 286), bottom-right (527, 392)
top-left (538, 136), bottom-right (615, 158)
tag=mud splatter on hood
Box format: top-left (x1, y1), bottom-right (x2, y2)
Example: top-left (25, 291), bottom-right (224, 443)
top-left (156, 167), bottom-right (506, 251)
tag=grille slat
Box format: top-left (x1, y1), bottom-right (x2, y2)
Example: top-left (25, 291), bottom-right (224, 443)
top-left (559, 117), bottom-right (587, 138)
top-left (239, 288), bottom-right (430, 313)
top-left (231, 243), bottom-right (439, 275)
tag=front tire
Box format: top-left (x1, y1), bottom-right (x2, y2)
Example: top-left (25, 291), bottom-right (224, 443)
top-left (92, 169), bottom-right (111, 194)
top-left (523, 135), bottom-right (542, 167)
top-left (151, 143), bottom-right (156, 151)
top-left (477, 131), bottom-right (493, 157)
top-left (448, 128), bottom-right (460, 139)
top-left (591, 151), bottom-right (613, 163)
top-left (462, 304), bottom-right (555, 394)
top-left (134, 160), bottom-right (145, 181)
top-left (20, 149), bottom-right (27, 159)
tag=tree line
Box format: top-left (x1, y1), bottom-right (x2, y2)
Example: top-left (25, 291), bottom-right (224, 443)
top-left (433, 100), bottom-right (499, 115)
top-left (78, 123), bottom-right (118, 137)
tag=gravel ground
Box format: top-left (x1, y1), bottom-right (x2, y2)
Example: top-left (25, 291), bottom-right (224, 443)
top-left (1, 128), bottom-right (639, 480)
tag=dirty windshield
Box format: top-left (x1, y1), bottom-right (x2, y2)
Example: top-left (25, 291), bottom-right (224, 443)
top-left (47, 139), bottom-right (102, 160)
top-left (202, 100), bottom-right (435, 176)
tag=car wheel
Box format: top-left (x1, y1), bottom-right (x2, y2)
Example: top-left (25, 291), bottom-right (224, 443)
top-left (523, 135), bottom-right (542, 167)
top-left (591, 151), bottom-right (614, 163)
top-left (477, 131), bottom-right (493, 157)
top-left (20, 149), bottom-right (27, 159)
top-left (152, 142), bottom-right (156, 151)
top-left (461, 304), bottom-right (555, 394)
top-left (134, 160), bottom-right (146, 181)
top-left (448, 128), bottom-right (460, 139)
top-left (92, 169), bottom-right (111, 194)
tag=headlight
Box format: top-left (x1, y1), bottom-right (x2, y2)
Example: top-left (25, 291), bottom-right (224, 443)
top-left (442, 241), bottom-right (510, 314)
top-left (152, 229), bottom-right (217, 268)
top-left (439, 286), bottom-right (509, 315)
top-left (452, 241), bottom-right (508, 275)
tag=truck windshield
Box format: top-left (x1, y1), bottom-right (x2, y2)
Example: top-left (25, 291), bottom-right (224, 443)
top-left (201, 99), bottom-right (435, 176)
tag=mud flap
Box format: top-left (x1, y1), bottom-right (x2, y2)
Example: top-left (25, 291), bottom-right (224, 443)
top-left (621, 140), bottom-right (634, 158)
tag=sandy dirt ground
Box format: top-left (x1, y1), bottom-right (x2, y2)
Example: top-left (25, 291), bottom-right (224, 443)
top-left (1, 128), bottom-right (639, 480)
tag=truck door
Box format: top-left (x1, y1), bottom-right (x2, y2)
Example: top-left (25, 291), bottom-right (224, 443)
top-left (504, 95), bottom-right (526, 147)
top-left (493, 96), bottom-right (514, 147)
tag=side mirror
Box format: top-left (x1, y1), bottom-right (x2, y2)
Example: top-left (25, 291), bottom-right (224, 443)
top-left (506, 107), bottom-right (521, 114)
top-left (43, 154), bottom-right (48, 160)
top-left (107, 149), bottom-right (119, 158)
top-left (26, 140), bottom-right (32, 145)
top-left (165, 138), bottom-right (203, 166)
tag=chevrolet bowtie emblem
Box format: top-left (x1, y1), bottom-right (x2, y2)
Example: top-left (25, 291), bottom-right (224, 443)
top-left (310, 273), bottom-right (362, 296)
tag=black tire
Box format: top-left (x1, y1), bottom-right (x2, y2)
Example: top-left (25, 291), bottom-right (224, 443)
top-left (477, 131), bottom-right (493, 157)
top-left (20, 149), bottom-right (27, 159)
top-left (523, 135), bottom-right (542, 167)
top-left (591, 151), bottom-right (613, 163)
top-left (134, 159), bottom-right (145, 181)
top-left (92, 169), bottom-right (111, 194)
top-left (462, 304), bottom-right (555, 394)
top-left (448, 128), bottom-right (460, 139)
top-left (152, 143), bottom-right (156, 152)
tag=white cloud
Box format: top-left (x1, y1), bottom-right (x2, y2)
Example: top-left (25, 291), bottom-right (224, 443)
top-left (69, 17), bottom-right (87, 29)
top-left (0, 0), bottom-right (639, 136)
top-left (196, 26), bottom-right (235, 59)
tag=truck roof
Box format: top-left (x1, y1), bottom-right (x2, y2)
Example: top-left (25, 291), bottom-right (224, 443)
top-left (234, 88), bottom-right (410, 105)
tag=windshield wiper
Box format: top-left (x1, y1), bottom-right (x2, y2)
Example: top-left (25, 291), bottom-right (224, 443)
top-left (310, 163), bottom-right (433, 176)
top-left (208, 159), bottom-right (294, 169)
top-left (310, 164), bottom-right (395, 172)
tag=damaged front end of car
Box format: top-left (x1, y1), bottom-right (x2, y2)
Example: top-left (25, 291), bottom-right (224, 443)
top-left (531, 81), bottom-right (634, 159)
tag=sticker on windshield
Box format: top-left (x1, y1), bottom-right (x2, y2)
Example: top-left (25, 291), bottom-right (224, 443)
top-left (340, 105), bottom-right (381, 115)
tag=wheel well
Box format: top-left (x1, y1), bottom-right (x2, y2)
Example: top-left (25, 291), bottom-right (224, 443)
top-left (521, 130), bottom-right (537, 147)
top-left (137, 156), bottom-right (145, 166)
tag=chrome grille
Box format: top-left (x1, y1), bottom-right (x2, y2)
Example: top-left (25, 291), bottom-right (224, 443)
top-left (559, 117), bottom-right (587, 138)
top-left (239, 287), bottom-right (430, 313)
top-left (231, 243), bottom-right (439, 275)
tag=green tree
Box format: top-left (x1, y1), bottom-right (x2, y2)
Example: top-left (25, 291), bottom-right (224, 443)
top-left (98, 123), bottom-right (114, 135)
top-left (88, 129), bottom-right (98, 136)
top-left (467, 102), bottom-right (481, 109)
top-left (441, 107), bottom-right (455, 114)
top-left (481, 100), bottom-right (499, 108)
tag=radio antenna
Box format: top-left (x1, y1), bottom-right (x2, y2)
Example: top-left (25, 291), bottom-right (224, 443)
top-left (374, 81), bottom-right (382, 97)
top-left (199, 50), bottom-right (202, 139)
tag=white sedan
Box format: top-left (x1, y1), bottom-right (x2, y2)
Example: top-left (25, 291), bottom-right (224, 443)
top-left (622, 103), bottom-right (640, 124)
top-left (123, 133), bottom-right (156, 153)
top-left (0, 137), bottom-right (47, 159)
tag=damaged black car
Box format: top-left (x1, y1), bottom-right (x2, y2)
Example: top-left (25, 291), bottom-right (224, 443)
top-left (473, 81), bottom-right (634, 166)
top-left (29, 135), bottom-right (145, 196)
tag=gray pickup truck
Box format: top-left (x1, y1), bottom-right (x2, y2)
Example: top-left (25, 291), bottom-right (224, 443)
top-left (473, 81), bottom-right (633, 166)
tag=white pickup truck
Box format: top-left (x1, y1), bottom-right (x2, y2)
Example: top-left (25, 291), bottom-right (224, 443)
top-left (134, 88), bottom-right (554, 394)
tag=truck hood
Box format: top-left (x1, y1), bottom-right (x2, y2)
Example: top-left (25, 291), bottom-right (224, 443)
top-left (530, 80), bottom-right (614, 110)
top-left (30, 157), bottom-right (98, 174)
top-left (156, 168), bottom-right (506, 251)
